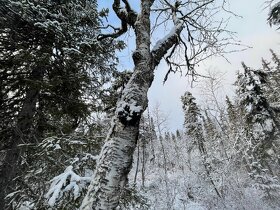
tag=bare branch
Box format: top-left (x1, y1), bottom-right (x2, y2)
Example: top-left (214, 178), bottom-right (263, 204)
top-left (180, 0), bottom-right (214, 20)
top-left (151, 23), bottom-right (183, 66)
top-left (97, 23), bottom-right (127, 41)
top-left (163, 43), bottom-right (179, 82)
top-left (152, 0), bottom-right (245, 86)
top-left (97, 0), bottom-right (138, 40)
top-left (120, 0), bottom-right (138, 27)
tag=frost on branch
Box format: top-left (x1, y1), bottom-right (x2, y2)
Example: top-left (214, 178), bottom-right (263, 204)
top-left (45, 166), bottom-right (92, 207)
top-left (152, 22), bottom-right (183, 52)
top-left (7, 134), bottom-right (102, 209)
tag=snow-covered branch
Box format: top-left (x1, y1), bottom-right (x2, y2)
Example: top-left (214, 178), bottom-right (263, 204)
top-left (151, 2), bottom-right (184, 67)
top-left (151, 21), bottom-right (184, 66)
top-left (150, 0), bottom-right (238, 82)
top-left (268, 1), bottom-right (280, 27)
top-left (45, 166), bottom-right (92, 207)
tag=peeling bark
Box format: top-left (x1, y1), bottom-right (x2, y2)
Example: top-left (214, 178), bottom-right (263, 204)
top-left (81, 62), bottom-right (154, 209)
top-left (80, 42), bottom-right (154, 210)
top-left (81, 1), bottom-right (183, 209)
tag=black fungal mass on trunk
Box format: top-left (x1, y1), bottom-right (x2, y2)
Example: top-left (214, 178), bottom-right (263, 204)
top-left (117, 105), bottom-right (141, 126)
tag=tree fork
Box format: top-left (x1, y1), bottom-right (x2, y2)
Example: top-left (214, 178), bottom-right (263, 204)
top-left (81, 0), bottom-right (184, 209)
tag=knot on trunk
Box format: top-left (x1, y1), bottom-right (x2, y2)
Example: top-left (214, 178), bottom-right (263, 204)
top-left (116, 101), bottom-right (142, 126)
top-left (132, 50), bottom-right (143, 64)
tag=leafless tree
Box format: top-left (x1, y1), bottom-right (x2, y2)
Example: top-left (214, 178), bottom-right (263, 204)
top-left (80, 1), bottom-right (236, 209)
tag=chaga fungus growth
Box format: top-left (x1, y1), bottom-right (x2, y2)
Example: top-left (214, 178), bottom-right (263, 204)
top-left (117, 102), bottom-right (142, 126)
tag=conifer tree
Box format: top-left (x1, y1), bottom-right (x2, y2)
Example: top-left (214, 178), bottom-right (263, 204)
top-left (181, 91), bottom-right (221, 198)
top-left (268, 1), bottom-right (280, 28)
top-left (235, 62), bottom-right (280, 200)
top-left (0, 0), bottom-right (120, 207)
top-left (262, 50), bottom-right (280, 110)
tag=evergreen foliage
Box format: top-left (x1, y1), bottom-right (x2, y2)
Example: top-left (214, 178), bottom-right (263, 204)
top-left (234, 54), bottom-right (280, 201)
top-left (0, 0), bottom-right (120, 140)
top-left (268, 1), bottom-right (280, 28)
top-left (11, 135), bottom-right (100, 209)
top-left (0, 0), bottom-right (279, 209)
top-left (0, 0), bottom-right (121, 207)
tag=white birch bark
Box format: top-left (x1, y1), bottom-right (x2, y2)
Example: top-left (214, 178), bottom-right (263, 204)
top-left (80, 1), bottom-right (183, 209)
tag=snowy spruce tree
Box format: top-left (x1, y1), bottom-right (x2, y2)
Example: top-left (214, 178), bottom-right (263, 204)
top-left (268, 1), bottom-right (280, 28)
top-left (0, 0), bottom-right (121, 208)
top-left (181, 91), bottom-right (222, 199)
top-left (235, 62), bottom-right (280, 203)
top-left (262, 50), bottom-right (280, 111)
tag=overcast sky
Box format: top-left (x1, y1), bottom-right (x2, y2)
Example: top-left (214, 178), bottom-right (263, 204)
top-left (99, 0), bottom-right (280, 131)
top-left (148, 0), bottom-right (279, 131)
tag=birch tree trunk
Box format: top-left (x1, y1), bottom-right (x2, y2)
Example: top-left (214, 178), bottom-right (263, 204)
top-left (80, 3), bottom-right (153, 210)
top-left (81, 0), bottom-right (229, 206)
top-left (81, 0), bottom-right (183, 209)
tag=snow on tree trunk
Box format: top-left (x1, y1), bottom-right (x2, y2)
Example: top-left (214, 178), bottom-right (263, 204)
top-left (80, 0), bottom-right (183, 209)
top-left (80, 63), bottom-right (154, 209)
top-left (80, 2), bottom-right (153, 210)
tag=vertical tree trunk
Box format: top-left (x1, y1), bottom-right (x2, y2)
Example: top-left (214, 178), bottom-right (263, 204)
top-left (81, 0), bottom-right (184, 208)
top-left (134, 140), bottom-right (140, 184)
top-left (0, 68), bottom-right (43, 209)
top-left (147, 109), bottom-right (156, 163)
top-left (141, 137), bottom-right (146, 187)
top-left (198, 137), bottom-right (222, 199)
top-left (80, 64), bottom-right (154, 210)
top-left (80, 1), bottom-right (154, 209)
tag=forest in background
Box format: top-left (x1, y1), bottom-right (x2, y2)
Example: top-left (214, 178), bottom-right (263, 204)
top-left (0, 0), bottom-right (280, 209)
